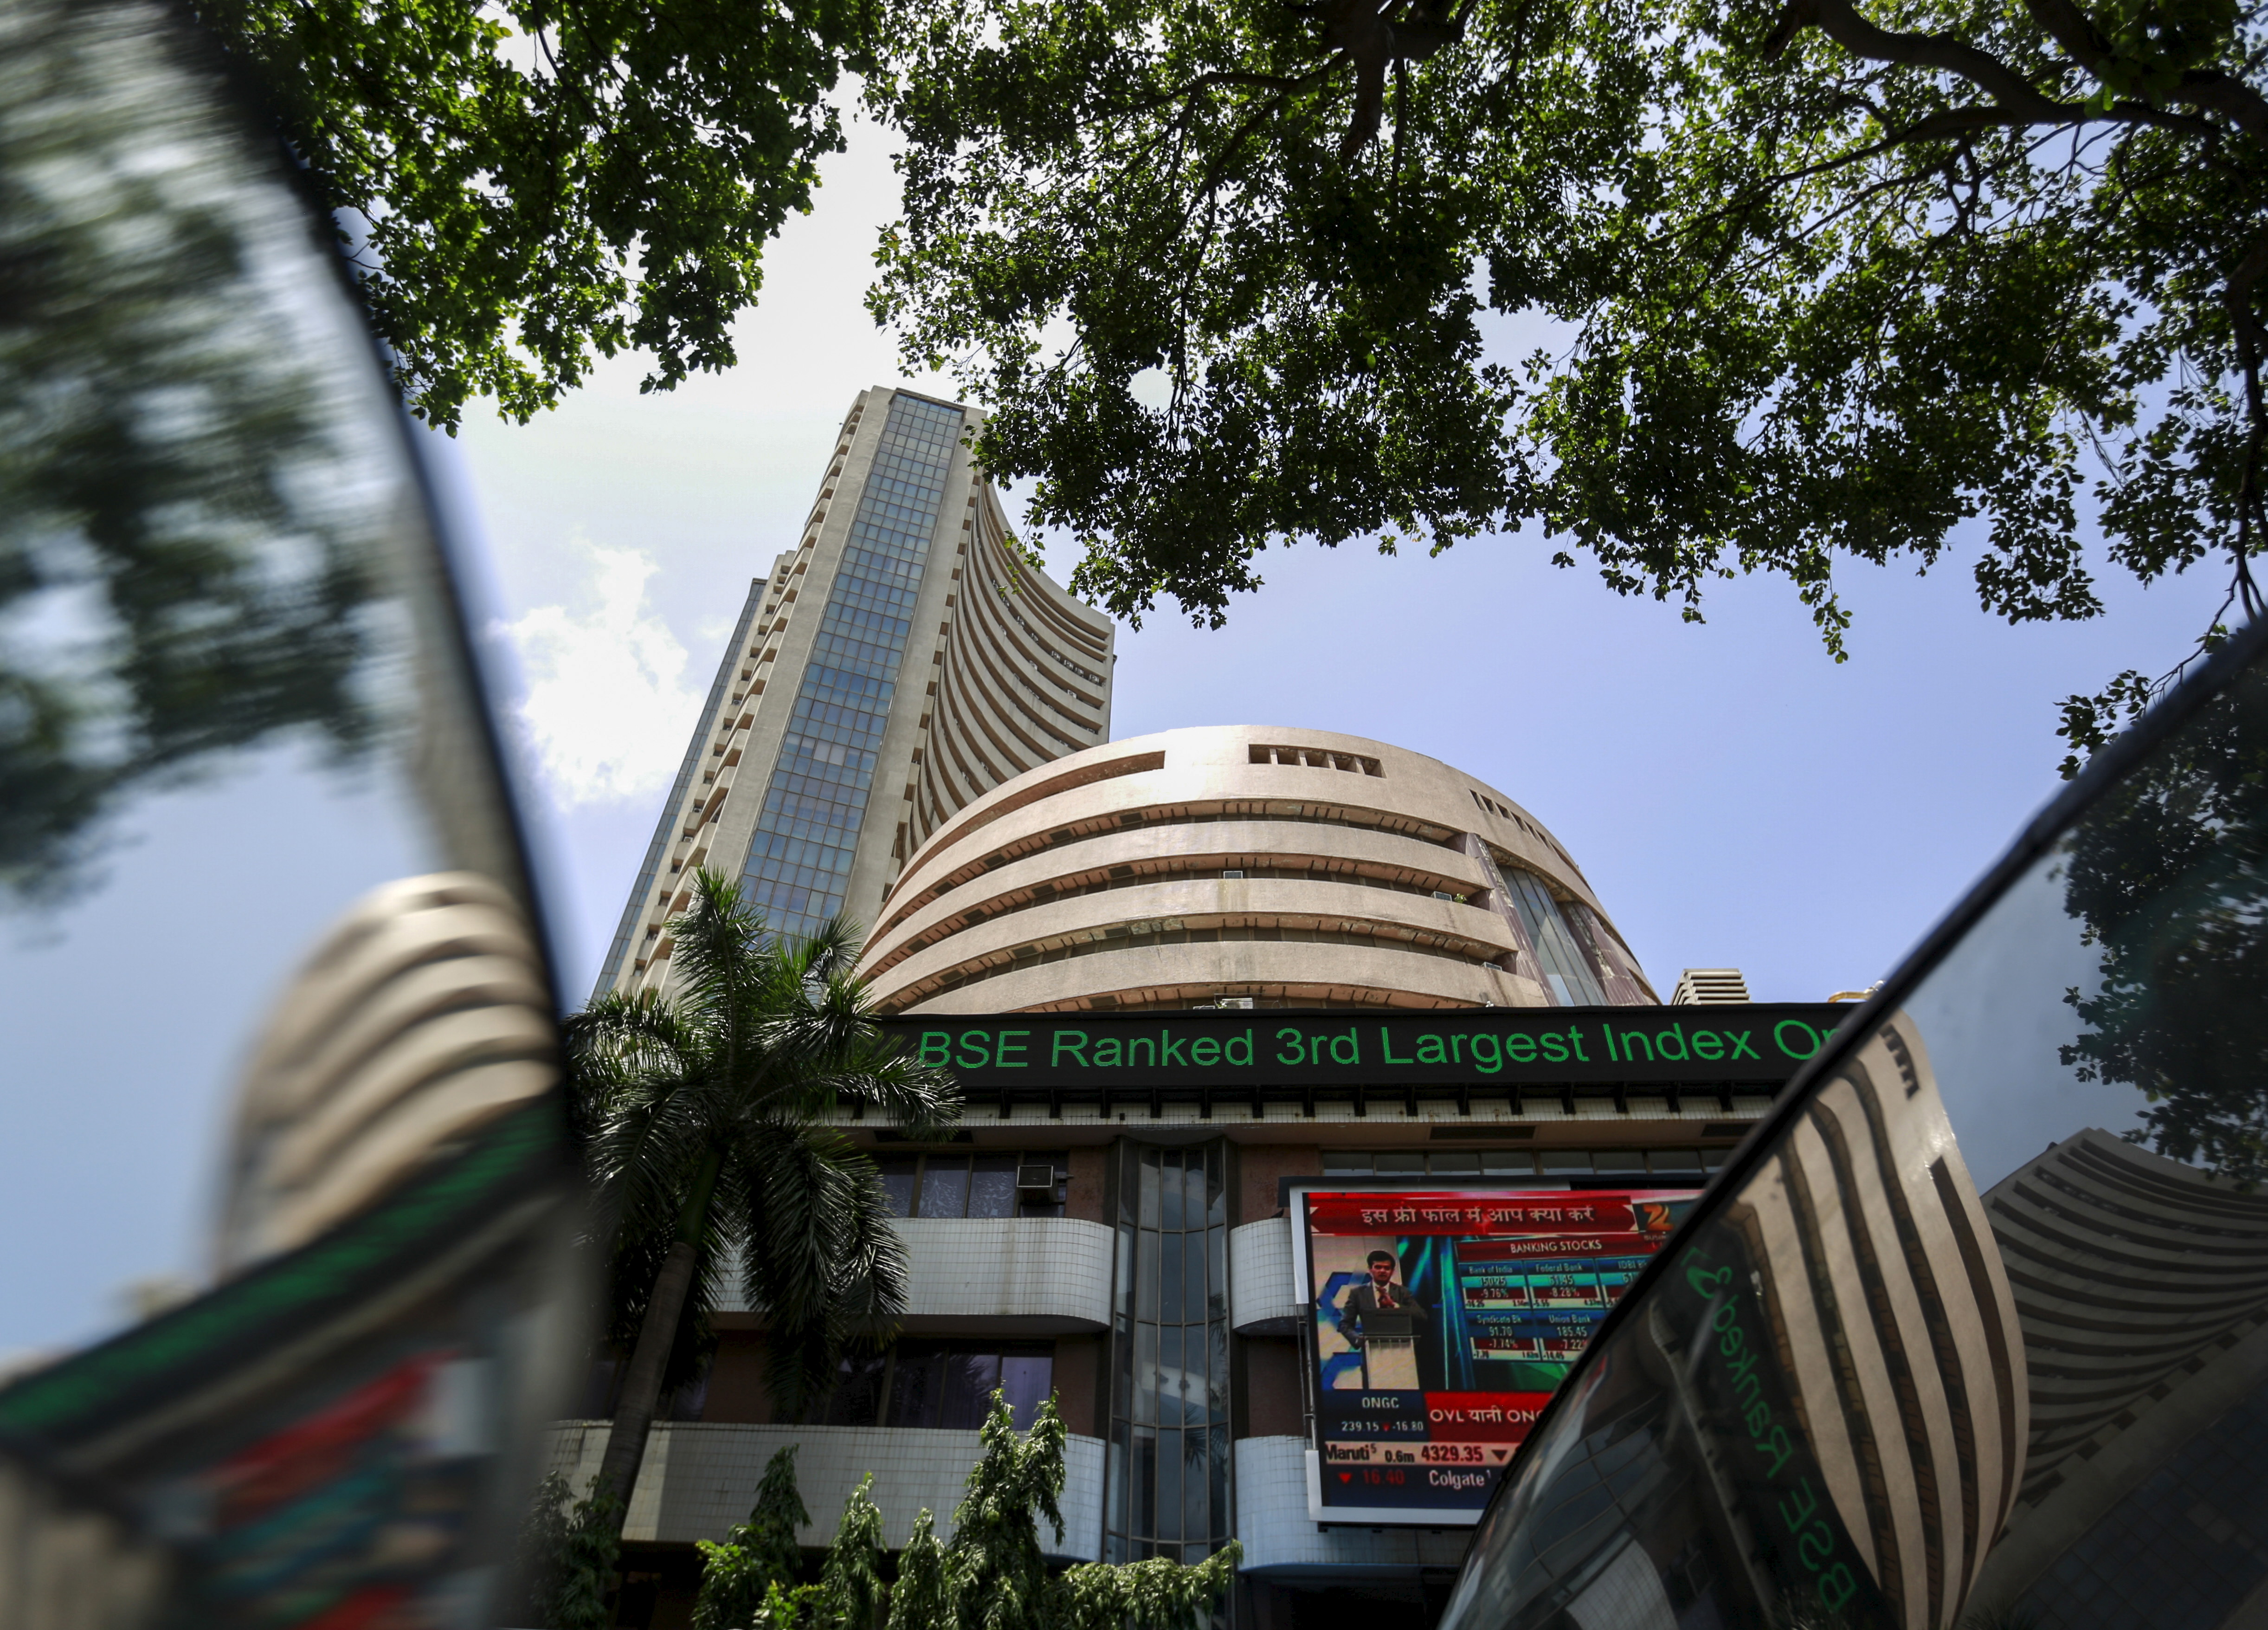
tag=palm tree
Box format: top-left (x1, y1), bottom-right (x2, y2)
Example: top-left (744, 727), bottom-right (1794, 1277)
top-left (566, 870), bottom-right (959, 1532)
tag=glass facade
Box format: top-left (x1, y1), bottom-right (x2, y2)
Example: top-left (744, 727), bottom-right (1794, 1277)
top-left (740, 394), bottom-right (963, 944)
top-left (1106, 1142), bottom-right (1233, 1564)
top-left (1497, 865), bottom-right (1609, 1006)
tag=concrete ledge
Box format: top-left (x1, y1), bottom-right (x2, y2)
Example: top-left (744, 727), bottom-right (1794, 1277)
top-left (1231, 1437), bottom-right (1472, 1575)
top-left (712, 1217), bottom-right (1114, 1332)
top-left (549, 1421), bottom-right (1104, 1561)
top-left (1231, 1218), bottom-right (1302, 1335)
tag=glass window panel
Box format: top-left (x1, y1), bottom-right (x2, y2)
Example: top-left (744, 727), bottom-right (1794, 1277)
top-left (1160, 1150), bottom-right (1184, 1231)
top-left (1134, 1323), bottom-right (1158, 1425)
top-left (1701, 1149), bottom-right (1729, 1173)
top-left (876, 1157), bottom-right (917, 1217)
top-left (1482, 1150), bottom-right (1536, 1175)
top-left (1158, 1325), bottom-right (1183, 1422)
top-left (1429, 1151), bottom-right (1480, 1175)
top-left (1541, 1150), bottom-right (1592, 1174)
top-left (887, 1348), bottom-right (944, 1428)
top-left (967, 1153), bottom-right (1018, 1218)
top-left (1186, 1160), bottom-right (1209, 1232)
top-left (1208, 1429), bottom-right (1231, 1542)
top-left (1183, 1232), bottom-right (1208, 1323)
top-left (1647, 1150), bottom-right (1704, 1173)
top-left (1323, 1151), bottom-right (1372, 1174)
top-left (1208, 1322), bottom-right (1230, 1423)
top-left (1182, 1428), bottom-right (1208, 1541)
top-left (1374, 1151), bottom-right (1426, 1174)
top-left (821, 1353), bottom-right (887, 1427)
top-left (1138, 1147), bottom-right (1160, 1228)
top-left (917, 1157), bottom-right (969, 1218)
top-left (1501, 867), bottom-right (1609, 1007)
top-left (940, 1351), bottom-right (999, 1430)
top-left (1160, 1226), bottom-right (1183, 1316)
top-left (1107, 1419), bottom-right (1128, 1532)
top-left (1206, 1145), bottom-right (1226, 1227)
top-left (1134, 1426), bottom-right (1157, 1539)
top-left (1592, 1149), bottom-right (1647, 1175)
top-left (1207, 1226), bottom-right (1227, 1321)
top-left (1115, 1227), bottom-right (1135, 1320)
top-left (1001, 1354), bottom-right (1052, 1431)
top-left (1154, 1429), bottom-right (1181, 1542)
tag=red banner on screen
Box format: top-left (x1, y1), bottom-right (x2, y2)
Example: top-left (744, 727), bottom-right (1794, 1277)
top-left (1302, 1190), bottom-right (1684, 1241)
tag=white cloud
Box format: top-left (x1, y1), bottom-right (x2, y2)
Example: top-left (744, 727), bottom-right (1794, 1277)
top-left (496, 543), bottom-right (702, 808)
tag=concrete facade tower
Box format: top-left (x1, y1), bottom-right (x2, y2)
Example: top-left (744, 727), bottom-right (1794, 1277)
top-left (594, 388), bottom-right (1115, 998)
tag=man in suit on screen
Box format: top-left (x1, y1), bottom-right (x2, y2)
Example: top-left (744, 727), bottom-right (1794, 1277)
top-left (1336, 1248), bottom-right (1429, 1345)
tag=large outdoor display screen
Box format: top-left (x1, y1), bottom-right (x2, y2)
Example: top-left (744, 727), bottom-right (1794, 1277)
top-left (1293, 1185), bottom-right (1700, 1523)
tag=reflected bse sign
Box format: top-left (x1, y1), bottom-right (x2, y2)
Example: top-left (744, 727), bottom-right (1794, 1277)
top-left (1291, 1185), bottom-right (1700, 1524)
top-left (877, 1005), bottom-right (1845, 1089)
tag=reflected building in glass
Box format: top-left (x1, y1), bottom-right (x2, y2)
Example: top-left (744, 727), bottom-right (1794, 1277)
top-left (1974, 1130), bottom-right (2268, 1628)
top-left (1436, 640), bottom-right (2268, 1630)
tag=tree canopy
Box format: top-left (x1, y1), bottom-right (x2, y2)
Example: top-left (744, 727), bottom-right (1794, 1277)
top-left (193, 0), bottom-right (875, 428)
top-left (864, 0), bottom-right (2268, 752)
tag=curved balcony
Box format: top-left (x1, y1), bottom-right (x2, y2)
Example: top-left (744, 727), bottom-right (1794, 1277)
top-left (1231, 1437), bottom-right (1474, 1575)
top-left (551, 1420), bottom-right (1104, 1561)
top-left (713, 1217), bottom-right (1115, 1333)
top-left (1230, 1218), bottom-right (1302, 1335)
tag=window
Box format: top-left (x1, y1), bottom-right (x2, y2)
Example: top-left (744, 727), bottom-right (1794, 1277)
top-left (1249, 743), bottom-right (1383, 775)
top-left (877, 1151), bottom-right (1069, 1218)
top-left (1496, 865), bottom-right (1611, 1006)
top-left (813, 1341), bottom-right (1053, 1431)
top-left (1107, 1142), bottom-right (1230, 1566)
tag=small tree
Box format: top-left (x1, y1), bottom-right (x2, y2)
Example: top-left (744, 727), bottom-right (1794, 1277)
top-left (820, 1475), bottom-right (889, 1630)
top-left (516, 1473), bottom-right (623, 1630)
top-left (693, 1395), bottom-right (1237, 1630)
top-left (694, 1446), bottom-right (815, 1630)
top-left (883, 1509), bottom-right (953, 1630)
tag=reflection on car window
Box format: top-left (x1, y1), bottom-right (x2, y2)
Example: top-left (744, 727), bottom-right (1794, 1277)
top-left (1442, 642), bottom-right (2268, 1630)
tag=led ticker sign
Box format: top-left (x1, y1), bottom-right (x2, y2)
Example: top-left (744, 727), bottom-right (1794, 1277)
top-left (1291, 1185), bottom-right (1699, 1524)
top-left (878, 1005), bottom-right (1845, 1090)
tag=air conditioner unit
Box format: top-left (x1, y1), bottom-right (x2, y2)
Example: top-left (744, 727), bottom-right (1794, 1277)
top-left (1015, 1164), bottom-right (1057, 1194)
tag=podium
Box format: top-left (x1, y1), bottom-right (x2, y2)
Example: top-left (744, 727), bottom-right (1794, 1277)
top-left (1358, 1312), bottom-right (1419, 1390)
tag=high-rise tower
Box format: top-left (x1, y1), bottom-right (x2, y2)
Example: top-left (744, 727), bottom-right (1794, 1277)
top-left (594, 388), bottom-right (1115, 998)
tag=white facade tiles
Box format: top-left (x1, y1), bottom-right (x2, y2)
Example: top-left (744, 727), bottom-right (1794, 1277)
top-left (709, 1217), bottom-right (1114, 1330)
top-left (1231, 1437), bottom-right (1473, 1573)
top-left (1229, 1217), bottom-right (1301, 1334)
top-left (549, 1421), bottom-right (1105, 1561)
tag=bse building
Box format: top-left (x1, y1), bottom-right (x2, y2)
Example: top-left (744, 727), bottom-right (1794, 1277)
top-left (563, 392), bottom-right (1825, 1630)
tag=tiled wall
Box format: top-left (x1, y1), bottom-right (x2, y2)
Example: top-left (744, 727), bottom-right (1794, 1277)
top-left (711, 1216), bottom-right (1114, 1328)
top-left (1231, 1437), bottom-right (1471, 1572)
top-left (549, 1421), bottom-right (1106, 1561)
top-left (1229, 1217), bottom-right (1298, 1332)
